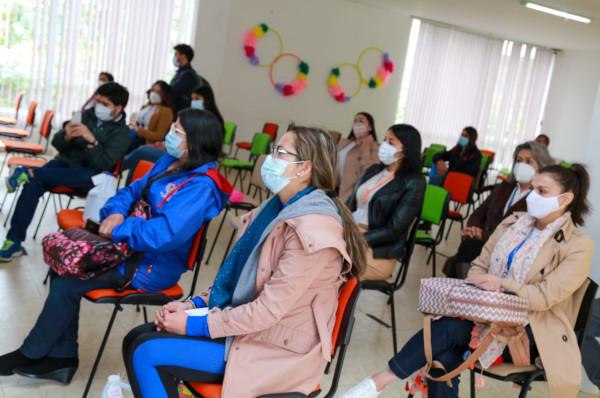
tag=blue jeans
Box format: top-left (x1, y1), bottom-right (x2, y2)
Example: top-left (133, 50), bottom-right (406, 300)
top-left (20, 273), bottom-right (115, 359)
top-left (388, 317), bottom-right (473, 398)
top-left (7, 159), bottom-right (96, 243)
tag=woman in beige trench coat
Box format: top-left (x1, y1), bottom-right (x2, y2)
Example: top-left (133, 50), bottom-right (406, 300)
top-left (340, 163), bottom-right (593, 398)
top-left (123, 126), bottom-right (368, 398)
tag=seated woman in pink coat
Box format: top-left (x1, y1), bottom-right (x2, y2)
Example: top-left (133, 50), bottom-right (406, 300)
top-left (340, 164), bottom-right (593, 398)
top-left (123, 126), bottom-right (367, 397)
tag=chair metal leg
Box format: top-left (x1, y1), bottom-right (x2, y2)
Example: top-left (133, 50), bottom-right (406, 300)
top-left (0, 190), bottom-right (9, 212)
top-left (205, 209), bottom-right (229, 264)
top-left (83, 304), bottom-right (121, 398)
top-left (42, 268), bottom-right (51, 285)
top-left (432, 245), bottom-right (437, 277)
top-left (445, 219), bottom-right (455, 240)
top-left (33, 193), bottom-right (52, 239)
top-left (470, 369), bottom-right (476, 398)
top-left (3, 189), bottom-right (19, 227)
top-left (143, 306), bottom-right (148, 323)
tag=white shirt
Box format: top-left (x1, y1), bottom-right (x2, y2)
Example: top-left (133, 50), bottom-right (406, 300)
top-left (352, 168), bottom-right (395, 226)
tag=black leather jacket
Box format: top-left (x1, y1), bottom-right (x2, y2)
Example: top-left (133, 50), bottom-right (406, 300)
top-left (347, 164), bottom-right (426, 259)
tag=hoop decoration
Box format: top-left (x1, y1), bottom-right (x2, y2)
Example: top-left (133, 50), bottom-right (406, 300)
top-left (357, 47), bottom-right (394, 89)
top-left (269, 53), bottom-right (309, 96)
top-left (242, 23), bottom-right (283, 67)
top-left (328, 63), bottom-right (362, 103)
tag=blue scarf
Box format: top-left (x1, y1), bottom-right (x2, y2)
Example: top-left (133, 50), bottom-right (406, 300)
top-left (209, 186), bottom-right (315, 309)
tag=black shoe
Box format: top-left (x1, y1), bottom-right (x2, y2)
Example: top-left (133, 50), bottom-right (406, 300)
top-left (0, 349), bottom-right (39, 376)
top-left (13, 356), bottom-right (78, 384)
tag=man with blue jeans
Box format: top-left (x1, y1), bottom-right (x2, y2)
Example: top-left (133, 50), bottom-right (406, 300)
top-left (0, 82), bottom-right (132, 261)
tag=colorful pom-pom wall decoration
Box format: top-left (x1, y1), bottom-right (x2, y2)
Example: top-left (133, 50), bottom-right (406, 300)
top-left (328, 47), bottom-right (394, 103)
top-left (270, 54), bottom-right (310, 97)
top-left (242, 24), bottom-right (308, 97)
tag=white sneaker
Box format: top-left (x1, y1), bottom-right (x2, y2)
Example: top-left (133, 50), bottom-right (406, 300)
top-left (338, 377), bottom-right (381, 398)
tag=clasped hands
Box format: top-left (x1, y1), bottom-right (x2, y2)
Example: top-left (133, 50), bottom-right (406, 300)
top-left (461, 226), bottom-right (483, 240)
top-left (154, 301), bottom-right (193, 335)
top-left (465, 273), bottom-right (504, 293)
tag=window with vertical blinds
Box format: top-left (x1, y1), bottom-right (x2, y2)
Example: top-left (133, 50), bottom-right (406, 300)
top-left (398, 19), bottom-right (555, 169)
top-left (0, 0), bottom-right (196, 125)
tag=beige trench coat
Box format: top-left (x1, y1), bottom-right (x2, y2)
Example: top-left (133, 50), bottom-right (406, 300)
top-left (201, 210), bottom-right (351, 397)
top-left (470, 212), bottom-right (594, 398)
top-left (337, 135), bottom-right (379, 202)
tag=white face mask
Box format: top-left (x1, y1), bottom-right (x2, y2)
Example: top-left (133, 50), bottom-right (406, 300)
top-left (98, 80), bottom-right (106, 88)
top-left (173, 57), bottom-right (180, 68)
top-left (352, 122), bottom-right (367, 138)
top-left (378, 141), bottom-right (401, 165)
top-left (149, 91), bottom-right (162, 104)
top-left (513, 162), bottom-right (536, 184)
top-left (526, 190), bottom-right (566, 219)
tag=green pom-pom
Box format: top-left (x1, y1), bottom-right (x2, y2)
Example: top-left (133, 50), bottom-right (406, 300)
top-left (331, 68), bottom-right (340, 77)
top-left (260, 23), bottom-right (269, 32)
top-left (299, 62), bottom-right (309, 75)
top-left (368, 78), bottom-right (377, 88)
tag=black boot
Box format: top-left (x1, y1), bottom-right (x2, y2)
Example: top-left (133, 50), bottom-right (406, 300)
top-left (13, 356), bottom-right (78, 384)
top-left (0, 349), bottom-right (39, 376)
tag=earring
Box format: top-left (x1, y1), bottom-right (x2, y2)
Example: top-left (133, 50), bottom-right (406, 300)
top-left (296, 172), bottom-right (300, 176)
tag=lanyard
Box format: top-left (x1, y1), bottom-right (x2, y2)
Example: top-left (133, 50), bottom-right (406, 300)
top-left (362, 172), bottom-right (395, 203)
top-left (504, 239), bottom-right (527, 278)
top-left (506, 187), bottom-right (519, 211)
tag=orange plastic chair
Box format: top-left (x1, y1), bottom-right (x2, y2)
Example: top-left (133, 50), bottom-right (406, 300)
top-left (233, 122), bottom-right (278, 158)
top-left (186, 278), bottom-right (362, 398)
top-left (81, 224), bottom-right (211, 398)
top-left (479, 149), bottom-right (495, 164)
top-left (0, 91), bottom-right (25, 125)
top-left (442, 171), bottom-right (475, 240)
top-left (0, 100), bottom-right (37, 139)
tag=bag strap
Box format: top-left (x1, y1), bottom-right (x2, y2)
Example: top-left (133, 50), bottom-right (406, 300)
top-left (422, 315), bottom-right (501, 386)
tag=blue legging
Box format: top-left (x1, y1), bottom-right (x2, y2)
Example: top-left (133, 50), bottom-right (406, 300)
top-left (123, 323), bottom-right (226, 398)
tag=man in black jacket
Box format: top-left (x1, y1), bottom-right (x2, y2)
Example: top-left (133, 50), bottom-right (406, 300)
top-left (170, 44), bottom-right (211, 113)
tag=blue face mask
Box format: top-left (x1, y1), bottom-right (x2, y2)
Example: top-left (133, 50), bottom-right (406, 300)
top-left (190, 100), bottom-right (204, 110)
top-left (165, 128), bottom-right (187, 158)
top-left (260, 155), bottom-right (304, 194)
top-left (458, 136), bottom-right (469, 147)
top-left (94, 103), bottom-right (114, 122)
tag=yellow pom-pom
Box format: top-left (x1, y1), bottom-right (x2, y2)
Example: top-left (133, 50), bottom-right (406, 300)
top-left (297, 73), bottom-right (308, 80)
top-left (328, 75), bottom-right (338, 86)
top-left (252, 27), bottom-right (264, 37)
top-left (374, 76), bottom-right (384, 86)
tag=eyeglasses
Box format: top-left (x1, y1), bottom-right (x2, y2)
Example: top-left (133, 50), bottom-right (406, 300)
top-left (271, 146), bottom-right (302, 160)
top-left (170, 127), bottom-right (187, 137)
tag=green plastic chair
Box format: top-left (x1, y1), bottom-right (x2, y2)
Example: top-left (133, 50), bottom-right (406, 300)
top-left (222, 122), bottom-right (237, 157)
top-left (430, 143), bottom-right (446, 152)
top-left (221, 133), bottom-right (271, 192)
top-left (480, 154), bottom-right (490, 170)
top-left (560, 161), bottom-right (572, 168)
top-left (415, 185), bottom-right (451, 277)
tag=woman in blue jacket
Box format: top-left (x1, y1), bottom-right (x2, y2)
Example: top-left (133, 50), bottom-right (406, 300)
top-left (0, 109), bottom-right (231, 384)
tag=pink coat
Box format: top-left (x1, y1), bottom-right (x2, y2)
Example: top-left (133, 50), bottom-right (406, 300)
top-left (201, 210), bottom-right (351, 397)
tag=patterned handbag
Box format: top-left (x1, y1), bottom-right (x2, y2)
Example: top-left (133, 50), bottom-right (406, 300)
top-left (418, 277), bottom-right (529, 327)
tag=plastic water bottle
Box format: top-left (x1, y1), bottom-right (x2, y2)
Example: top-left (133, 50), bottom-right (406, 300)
top-left (100, 374), bottom-right (132, 398)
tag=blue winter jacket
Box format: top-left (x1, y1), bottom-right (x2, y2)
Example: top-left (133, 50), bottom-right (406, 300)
top-left (99, 155), bottom-right (230, 291)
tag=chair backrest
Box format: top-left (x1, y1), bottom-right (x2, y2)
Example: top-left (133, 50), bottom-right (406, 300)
top-left (480, 154), bottom-right (490, 170)
top-left (328, 130), bottom-right (342, 144)
top-left (574, 278), bottom-right (598, 348)
top-left (262, 122), bottom-right (278, 142)
top-left (112, 157), bottom-right (124, 177)
top-left (430, 143), bottom-right (446, 151)
top-left (14, 91), bottom-right (25, 117)
top-left (480, 149), bottom-right (495, 164)
top-left (187, 222), bottom-right (211, 298)
top-left (561, 161), bottom-right (572, 168)
top-left (130, 160), bottom-right (154, 183)
top-left (39, 110), bottom-right (55, 140)
top-left (421, 184), bottom-right (451, 225)
top-left (26, 100), bottom-right (38, 127)
top-left (443, 171), bottom-right (474, 205)
top-left (250, 133), bottom-right (272, 156)
top-left (422, 147), bottom-right (443, 168)
top-left (326, 278), bottom-right (361, 397)
top-left (223, 122), bottom-right (236, 146)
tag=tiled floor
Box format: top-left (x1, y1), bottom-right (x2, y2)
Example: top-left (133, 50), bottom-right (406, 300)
top-left (0, 165), bottom-right (596, 397)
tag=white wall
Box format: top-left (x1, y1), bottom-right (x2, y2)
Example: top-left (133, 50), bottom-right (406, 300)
top-left (193, 0), bottom-right (411, 142)
top-left (542, 50), bottom-right (600, 163)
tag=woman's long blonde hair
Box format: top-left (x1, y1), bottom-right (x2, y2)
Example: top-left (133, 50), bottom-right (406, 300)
top-left (290, 125), bottom-right (367, 278)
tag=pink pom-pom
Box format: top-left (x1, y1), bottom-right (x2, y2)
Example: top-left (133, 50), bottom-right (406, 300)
top-left (243, 30), bottom-right (258, 47)
top-left (329, 83), bottom-right (343, 96)
top-left (405, 381), bottom-right (410, 391)
top-left (469, 338), bottom-right (480, 349)
top-left (291, 78), bottom-right (308, 94)
top-left (229, 189), bottom-right (244, 203)
top-left (475, 376), bottom-right (485, 388)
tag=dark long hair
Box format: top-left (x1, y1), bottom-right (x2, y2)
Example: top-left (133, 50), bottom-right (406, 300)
top-left (192, 85), bottom-right (225, 128)
top-left (450, 126), bottom-right (478, 166)
top-left (347, 112), bottom-right (377, 142)
top-left (147, 80), bottom-right (174, 110)
top-left (388, 124), bottom-right (422, 175)
top-left (539, 163), bottom-right (591, 226)
top-left (141, 109), bottom-right (222, 197)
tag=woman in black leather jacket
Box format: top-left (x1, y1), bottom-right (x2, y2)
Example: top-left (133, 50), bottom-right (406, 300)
top-left (347, 124), bottom-right (426, 280)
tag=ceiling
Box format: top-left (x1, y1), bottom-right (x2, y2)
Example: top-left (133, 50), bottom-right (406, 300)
top-left (351, 0), bottom-right (600, 52)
